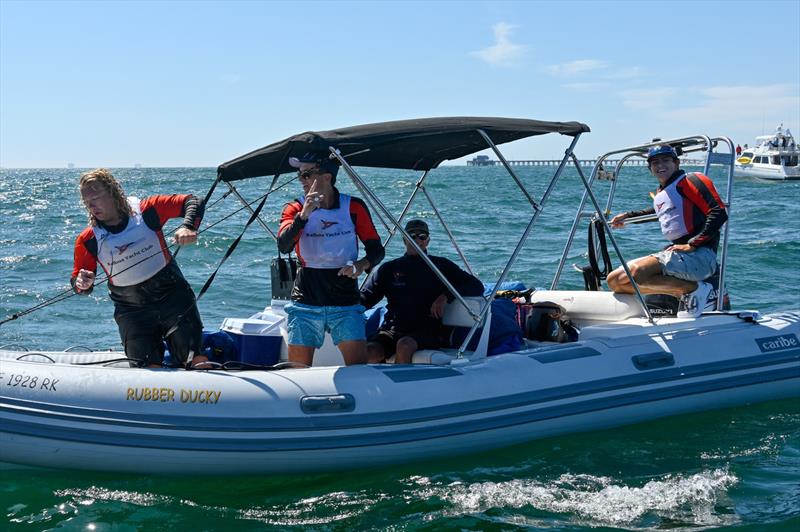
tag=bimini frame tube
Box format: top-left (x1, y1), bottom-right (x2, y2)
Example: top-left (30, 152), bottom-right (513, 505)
top-left (552, 151), bottom-right (649, 290)
top-left (569, 153), bottom-right (654, 322)
top-left (382, 170), bottom-right (429, 246)
top-left (226, 181), bottom-right (278, 241)
top-left (551, 162), bottom-right (600, 289)
top-left (329, 148), bottom-right (482, 324)
top-left (420, 186), bottom-right (475, 275)
top-left (332, 130), bottom-right (583, 358)
top-left (454, 133), bottom-right (583, 357)
top-left (477, 129), bottom-right (540, 210)
top-left (708, 136), bottom-right (735, 311)
top-left (373, 169), bottom-right (475, 275)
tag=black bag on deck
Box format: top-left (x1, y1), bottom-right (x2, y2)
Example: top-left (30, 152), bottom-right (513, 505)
top-left (270, 255), bottom-right (297, 301)
top-left (525, 302), bottom-right (579, 343)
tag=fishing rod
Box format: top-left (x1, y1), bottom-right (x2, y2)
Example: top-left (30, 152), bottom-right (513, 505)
top-left (1, 175), bottom-right (297, 326)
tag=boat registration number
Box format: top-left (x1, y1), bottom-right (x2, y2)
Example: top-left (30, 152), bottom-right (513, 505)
top-left (0, 372), bottom-right (59, 391)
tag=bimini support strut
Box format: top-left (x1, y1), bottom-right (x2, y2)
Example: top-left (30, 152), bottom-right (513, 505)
top-left (455, 133), bottom-right (584, 358)
top-left (569, 152), bottom-right (654, 323)
top-left (328, 148), bottom-right (482, 327)
top-left (226, 179), bottom-right (278, 241)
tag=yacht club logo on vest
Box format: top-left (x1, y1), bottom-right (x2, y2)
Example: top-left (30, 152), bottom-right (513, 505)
top-left (114, 241), bottom-right (139, 254)
top-left (755, 333), bottom-right (798, 352)
top-left (320, 220), bottom-right (339, 230)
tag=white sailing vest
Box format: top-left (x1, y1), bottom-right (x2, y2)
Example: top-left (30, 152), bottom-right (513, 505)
top-left (297, 194), bottom-right (358, 268)
top-left (652, 173), bottom-right (690, 242)
top-left (91, 198), bottom-right (169, 286)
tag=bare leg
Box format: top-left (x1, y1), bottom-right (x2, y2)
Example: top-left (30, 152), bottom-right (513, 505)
top-left (337, 340), bottom-right (367, 366)
top-left (366, 342), bottom-right (386, 364)
top-left (288, 345), bottom-right (315, 367)
top-left (393, 336), bottom-right (419, 365)
top-left (189, 354), bottom-right (210, 368)
top-left (607, 256), bottom-right (697, 297)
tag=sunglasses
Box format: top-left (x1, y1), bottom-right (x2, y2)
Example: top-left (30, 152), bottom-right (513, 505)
top-left (408, 232), bottom-right (429, 240)
top-left (298, 168), bottom-right (322, 179)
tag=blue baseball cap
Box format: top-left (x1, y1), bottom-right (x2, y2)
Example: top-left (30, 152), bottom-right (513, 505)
top-left (646, 145), bottom-right (679, 163)
top-left (288, 152), bottom-right (340, 179)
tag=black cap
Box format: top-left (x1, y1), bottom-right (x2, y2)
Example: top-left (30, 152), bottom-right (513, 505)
top-left (288, 152), bottom-right (340, 179)
top-left (404, 219), bottom-right (429, 233)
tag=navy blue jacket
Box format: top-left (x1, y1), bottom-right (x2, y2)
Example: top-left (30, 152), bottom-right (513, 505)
top-left (360, 253), bottom-right (484, 334)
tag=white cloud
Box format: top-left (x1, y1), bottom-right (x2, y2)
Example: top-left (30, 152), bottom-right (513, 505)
top-left (545, 59), bottom-right (607, 77)
top-left (541, 60), bottom-right (644, 91)
top-left (621, 84), bottom-right (798, 126)
top-left (470, 23), bottom-right (527, 67)
top-left (668, 85), bottom-right (798, 125)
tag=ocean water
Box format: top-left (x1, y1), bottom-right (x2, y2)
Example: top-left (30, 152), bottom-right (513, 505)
top-left (0, 165), bottom-right (798, 530)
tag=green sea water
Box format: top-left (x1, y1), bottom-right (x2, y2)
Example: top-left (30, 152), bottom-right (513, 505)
top-left (1, 166), bottom-right (798, 530)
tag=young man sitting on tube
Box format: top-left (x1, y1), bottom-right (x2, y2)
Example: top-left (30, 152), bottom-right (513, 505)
top-left (605, 145), bottom-right (728, 318)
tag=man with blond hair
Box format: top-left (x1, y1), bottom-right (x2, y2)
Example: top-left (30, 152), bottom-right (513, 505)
top-left (72, 168), bottom-right (208, 368)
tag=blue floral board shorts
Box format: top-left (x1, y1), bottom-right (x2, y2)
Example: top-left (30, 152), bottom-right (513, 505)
top-left (285, 302), bottom-right (366, 348)
top-left (650, 246), bottom-right (717, 282)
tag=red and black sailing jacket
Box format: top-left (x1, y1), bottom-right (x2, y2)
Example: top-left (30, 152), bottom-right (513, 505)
top-left (277, 187), bottom-right (384, 306)
top-left (628, 171), bottom-right (727, 250)
top-left (71, 194), bottom-right (203, 299)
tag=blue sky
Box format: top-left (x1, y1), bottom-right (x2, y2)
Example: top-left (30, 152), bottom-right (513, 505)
top-left (1, 0), bottom-right (798, 168)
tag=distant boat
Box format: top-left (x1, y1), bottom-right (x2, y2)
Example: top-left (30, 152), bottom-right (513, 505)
top-left (734, 124), bottom-right (800, 181)
top-left (467, 155), bottom-right (497, 166)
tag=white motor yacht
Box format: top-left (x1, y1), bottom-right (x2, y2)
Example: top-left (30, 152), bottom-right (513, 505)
top-left (734, 124), bottom-right (800, 180)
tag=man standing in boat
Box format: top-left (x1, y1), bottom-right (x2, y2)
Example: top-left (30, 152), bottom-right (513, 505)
top-left (360, 219), bottom-right (484, 364)
top-left (71, 168), bottom-right (209, 368)
top-left (606, 145), bottom-right (728, 318)
top-left (277, 152), bottom-right (384, 366)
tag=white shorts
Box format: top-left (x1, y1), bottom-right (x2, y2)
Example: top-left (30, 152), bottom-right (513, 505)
top-left (651, 246), bottom-right (717, 282)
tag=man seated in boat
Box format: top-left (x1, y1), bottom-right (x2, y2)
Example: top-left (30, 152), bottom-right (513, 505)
top-left (71, 169), bottom-right (208, 368)
top-left (360, 220), bottom-right (484, 363)
top-left (277, 153), bottom-right (385, 367)
top-left (606, 145), bottom-right (728, 318)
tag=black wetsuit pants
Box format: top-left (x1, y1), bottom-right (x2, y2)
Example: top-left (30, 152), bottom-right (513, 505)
top-left (110, 262), bottom-right (203, 366)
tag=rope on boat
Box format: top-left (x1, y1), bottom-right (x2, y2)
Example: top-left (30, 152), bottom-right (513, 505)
top-left (15, 352), bottom-right (56, 363)
top-left (186, 360), bottom-right (310, 371)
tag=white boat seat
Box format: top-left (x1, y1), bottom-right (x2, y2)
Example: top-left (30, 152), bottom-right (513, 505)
top-left (441, 296), bottom-right (486, 327)
top-left (395, 296), bottom-right (491, 365)
top-left (529, 290), bottom-right (646, 321)
top-left (411, 349), bottom-right (458, 365)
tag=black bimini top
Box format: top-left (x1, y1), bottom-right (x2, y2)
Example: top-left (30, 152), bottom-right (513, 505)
top-left (217, 117), bottom-right (590, 182)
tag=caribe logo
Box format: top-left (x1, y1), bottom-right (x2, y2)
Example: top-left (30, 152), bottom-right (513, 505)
top-left (755, 333), bottom-right (799, 353)
top-left (320, 220), bottom-right (339, 230)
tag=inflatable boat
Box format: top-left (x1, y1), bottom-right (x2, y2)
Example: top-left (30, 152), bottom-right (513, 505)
top-left (1, 118), bottom-right (798, 474)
